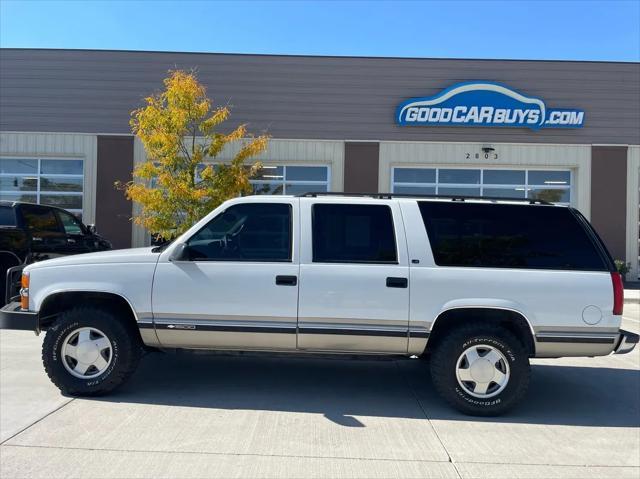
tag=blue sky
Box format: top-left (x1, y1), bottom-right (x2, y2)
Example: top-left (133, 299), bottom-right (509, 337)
top-left (1, 0), bottom-right (638, 61)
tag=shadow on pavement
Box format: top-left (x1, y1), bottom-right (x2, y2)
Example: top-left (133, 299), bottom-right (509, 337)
top-left (92, 351), bottom-right (640, 428)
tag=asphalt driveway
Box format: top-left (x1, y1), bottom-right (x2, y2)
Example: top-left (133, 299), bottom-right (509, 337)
top-left (1, 307), bottom-right (638, 479)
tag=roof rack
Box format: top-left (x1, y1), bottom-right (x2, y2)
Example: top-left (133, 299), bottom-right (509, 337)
top-left (296, 192), bottom-right (553, 206)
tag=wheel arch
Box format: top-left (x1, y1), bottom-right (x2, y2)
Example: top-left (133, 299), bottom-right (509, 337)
top-left (426, 306), bottom-right (536, 357)
top-left (38, 290), bottom-right (140, 334)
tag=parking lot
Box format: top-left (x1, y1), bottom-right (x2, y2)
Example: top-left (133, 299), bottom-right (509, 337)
top-left (1, 304), bottom-right (638, 479)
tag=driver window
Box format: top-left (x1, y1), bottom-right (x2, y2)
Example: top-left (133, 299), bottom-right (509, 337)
top-left (187, 203), bottom-right (292, 262)
top-left (57, 211), bottom-right (84, 235)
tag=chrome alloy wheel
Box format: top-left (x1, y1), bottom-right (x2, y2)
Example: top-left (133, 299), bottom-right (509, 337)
top-left (61, 327), bottom-right (113, 379)
top-left (455, 344), bottom-right (510, 399)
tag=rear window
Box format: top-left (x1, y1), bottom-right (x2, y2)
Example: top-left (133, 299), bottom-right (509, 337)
top-left (418, 202), bottom-right (607, 271)
top-left (0, 206), bottom-right (16, 226)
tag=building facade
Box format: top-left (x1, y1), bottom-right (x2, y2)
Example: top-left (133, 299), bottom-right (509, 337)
top-left (0, 49), bottom-right (638, 279)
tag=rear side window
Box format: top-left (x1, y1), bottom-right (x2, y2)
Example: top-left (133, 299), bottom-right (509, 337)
top-left (0, 206), bottom-right (16, 226)
top-left (312, 204), bottom-right (397, 263)
top-left (418, 202), bottom-right (607, 271)
top-left (20, 205), bottom-right (62, 234)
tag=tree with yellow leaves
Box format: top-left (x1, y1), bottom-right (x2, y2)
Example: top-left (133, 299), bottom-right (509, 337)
top-left (123, 70), bottom-right (268, 240)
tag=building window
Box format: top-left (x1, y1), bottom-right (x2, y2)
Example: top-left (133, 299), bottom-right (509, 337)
top-left (251, 165), bottom-right (330, 195)
top-left (392, 168), bottom-right (571, 205)
top-left (191, 164), bottom-right (330, 196)
top-left (0, 158), bottom-right (84, 217)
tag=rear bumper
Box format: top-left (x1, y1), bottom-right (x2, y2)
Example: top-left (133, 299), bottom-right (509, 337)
top-left (0, 301), bottom-right (38, 332)
top-left (614, 329), bottom-right (639, 354)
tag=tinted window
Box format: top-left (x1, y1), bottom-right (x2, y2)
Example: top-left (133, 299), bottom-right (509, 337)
top-left (418, 202), bottom-right (606, 271)
top-left (187, 203), bottom-right (291, 262)
top-left (0, 206), bottom-right (16, 226)
top-left (20, 206), bottom-right (62, 234)
top-left (57, 211), bottom-right (84, 235)
top-left (312, 204), bottom-right (397, 263)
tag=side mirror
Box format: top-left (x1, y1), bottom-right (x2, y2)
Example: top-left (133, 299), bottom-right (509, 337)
top-left (169, 243), bottom-right (190, 262)
top-left (86, 224), bottom-right (97, 234)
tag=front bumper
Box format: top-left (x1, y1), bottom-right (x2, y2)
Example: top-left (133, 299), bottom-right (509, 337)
top-left (614, 329), bottom-right (639, 354)
top-left (0, 302), bottom-right (38, 332)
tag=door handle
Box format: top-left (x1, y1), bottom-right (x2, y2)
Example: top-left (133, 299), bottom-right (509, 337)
top-left (275, 275), bottom-right (297, 286)
top-left (386, 277), bottom-right (408, 288)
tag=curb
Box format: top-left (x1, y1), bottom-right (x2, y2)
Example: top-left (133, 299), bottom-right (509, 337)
top-left (624, 290), bottom-right (639, 305)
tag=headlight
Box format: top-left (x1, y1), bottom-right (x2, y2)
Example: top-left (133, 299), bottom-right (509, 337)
top-left (20, 272), bottom-right (29, 310)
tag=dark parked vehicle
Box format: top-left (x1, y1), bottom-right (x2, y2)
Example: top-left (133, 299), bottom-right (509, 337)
top-left (0, 201), bottom-right (111, 303)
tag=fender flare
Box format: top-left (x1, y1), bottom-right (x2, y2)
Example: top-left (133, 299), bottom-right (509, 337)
top-left (430, 299), bottom-right (537, 350)
top-left (38, 288), bottom-right (141, 324)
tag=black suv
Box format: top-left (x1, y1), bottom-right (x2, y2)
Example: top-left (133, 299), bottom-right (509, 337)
top-left (0, 201), bottom-right (112, 302)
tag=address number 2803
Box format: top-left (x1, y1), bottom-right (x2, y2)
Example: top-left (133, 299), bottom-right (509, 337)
top-left (466, 152), bottom-right (499, 160)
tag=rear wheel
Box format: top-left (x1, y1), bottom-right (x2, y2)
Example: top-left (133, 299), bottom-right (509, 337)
top-left (430, 324), bottom-right (530, 416)
top-left (42, 306), bottom-right (142, 396)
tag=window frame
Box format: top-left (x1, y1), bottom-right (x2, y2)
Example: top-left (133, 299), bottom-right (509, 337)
top-left (311, 203), bottom-right (399, 265)
top-left (391, 167), bottom-right (572, 206)
top-left (0, 157), bottom-right (85, 216)
top-left (186, 202), bottom-right (294, 263)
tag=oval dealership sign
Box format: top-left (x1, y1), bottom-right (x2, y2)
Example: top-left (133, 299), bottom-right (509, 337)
top-left (396, 82), bottom-right (584, 130)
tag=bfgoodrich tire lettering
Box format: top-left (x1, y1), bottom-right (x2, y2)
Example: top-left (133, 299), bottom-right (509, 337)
top-left (430, 324), bottom-right (530, 416)
top-left (42, 306), bottom-right (142, 396)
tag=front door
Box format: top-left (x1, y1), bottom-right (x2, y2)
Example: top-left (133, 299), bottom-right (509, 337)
top-left (297, 200), bottom-right (410, 353)
top-left (55, 209), bottom-right (91, 254)
top-left (152, 200), bottom-right (299, 350)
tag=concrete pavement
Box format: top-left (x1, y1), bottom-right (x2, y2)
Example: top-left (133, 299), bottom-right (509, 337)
top-left (1, 311), bottom-right (638, 479)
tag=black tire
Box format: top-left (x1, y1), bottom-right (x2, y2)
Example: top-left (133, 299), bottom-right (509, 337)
top-left (430, 323), bottom-right (530, 416)
top-left (42, 306), bottom-right (142, 396)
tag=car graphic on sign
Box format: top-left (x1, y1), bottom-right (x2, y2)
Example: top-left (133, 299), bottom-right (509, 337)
top-left (396, 81), bottom-right (584, 130)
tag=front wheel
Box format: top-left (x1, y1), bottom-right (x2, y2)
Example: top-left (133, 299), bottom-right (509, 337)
top-left (42, 306), bottom-right (142, 396)
top-left (430, 324), bottom-right (530, 416)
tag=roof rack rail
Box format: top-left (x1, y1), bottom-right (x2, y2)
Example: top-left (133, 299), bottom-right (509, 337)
top-left (296, 192), bottom-right (553, 206)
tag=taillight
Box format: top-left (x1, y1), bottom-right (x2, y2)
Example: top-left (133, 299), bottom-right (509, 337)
top-left (611, 272), bottom-right (623, 316)
top-left (20, 272), bottom-right (29, 310)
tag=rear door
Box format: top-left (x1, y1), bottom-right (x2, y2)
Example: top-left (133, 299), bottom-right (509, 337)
top-left (19, 204), bottom-right (67, 259)
top-left (297, 199), bottom-right (410, 353)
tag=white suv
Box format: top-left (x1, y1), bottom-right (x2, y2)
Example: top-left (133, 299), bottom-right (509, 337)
top-left (1, 193), bottom-right (636, 415)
